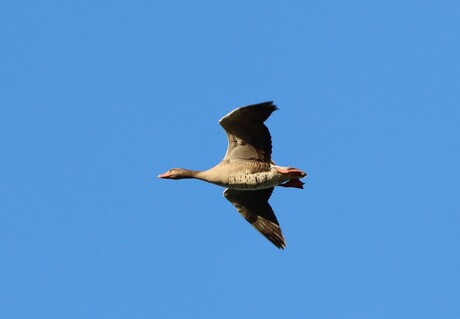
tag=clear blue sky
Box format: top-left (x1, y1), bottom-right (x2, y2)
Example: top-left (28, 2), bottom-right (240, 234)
top-left (1, 1), bottom-right (459, 318)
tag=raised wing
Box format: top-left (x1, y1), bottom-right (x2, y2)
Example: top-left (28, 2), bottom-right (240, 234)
top-left (219, 101), bottom-right (277, 163)
top-left (223, 188), bottom-right (286, 249)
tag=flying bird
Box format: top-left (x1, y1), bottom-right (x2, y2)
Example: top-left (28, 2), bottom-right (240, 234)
top-left (158, 102), bottom-right (307, 249)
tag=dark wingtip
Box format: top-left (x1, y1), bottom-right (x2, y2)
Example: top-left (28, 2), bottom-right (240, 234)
top-left (250, 101), bottom-right (278, 111)
top-left (265, 234), bottom-right (286, 249)
top-left (276, 241), bottom-right (286, 249)
top-left (264, 101), bottom-right (278, 111)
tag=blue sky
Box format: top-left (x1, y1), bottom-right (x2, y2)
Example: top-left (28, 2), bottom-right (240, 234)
top-left (1, 1), bottom-right (459, 318)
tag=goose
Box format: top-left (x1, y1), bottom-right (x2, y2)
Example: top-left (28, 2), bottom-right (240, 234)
top-left (158, 101), bottom-right (307, 249)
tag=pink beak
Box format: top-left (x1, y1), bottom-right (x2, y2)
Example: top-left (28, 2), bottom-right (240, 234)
top-left (158, 171), bottom-right (170, 178)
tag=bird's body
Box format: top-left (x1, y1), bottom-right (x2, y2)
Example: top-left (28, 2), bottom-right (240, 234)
top-left (185, 161), bottom-right (299, 190)
top-left (158, 101), bottom-right (307, 249)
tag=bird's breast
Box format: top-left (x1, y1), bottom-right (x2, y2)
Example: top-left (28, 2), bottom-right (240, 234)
top-left (224, 171), bottom-right (280, 190)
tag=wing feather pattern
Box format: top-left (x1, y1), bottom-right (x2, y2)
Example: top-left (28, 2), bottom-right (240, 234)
top-left (223, 188), bottom-right (286, 249)
top-left (219, 101), bottom-right (277, 163)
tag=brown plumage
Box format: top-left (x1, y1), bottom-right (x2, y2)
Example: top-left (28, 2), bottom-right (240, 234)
top-left (158, 101), bottom-right (307, 249)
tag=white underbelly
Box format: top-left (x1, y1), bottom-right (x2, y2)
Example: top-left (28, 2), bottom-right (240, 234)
top-left (219, 172), bottom-right (280, 190)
